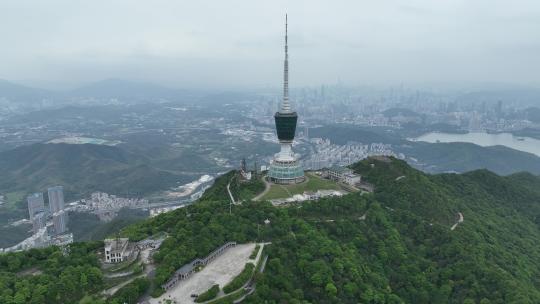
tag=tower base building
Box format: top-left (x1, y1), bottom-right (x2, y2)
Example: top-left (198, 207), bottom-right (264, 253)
top-left (268, 146), bottom-right (305, 184)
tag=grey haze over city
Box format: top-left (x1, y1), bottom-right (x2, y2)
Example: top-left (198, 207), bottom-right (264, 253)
top-left (2, 0), bottom-right (540, 89)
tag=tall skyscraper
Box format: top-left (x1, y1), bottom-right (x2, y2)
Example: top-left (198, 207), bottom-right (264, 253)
top-left (27, 192), bottom-right (45, 220)
top-left (52, 210), bottom-right (67, 234)
top-left (48, 186), bottom-right (65, 213)
top-left (496, 100), bottom-right (503, 117)
top-left (32, 211), bottom-right (47, 233)
top-left (268, 15), bottom-right (305, 184)
top-left (48, 186), bottom-right (68, 234)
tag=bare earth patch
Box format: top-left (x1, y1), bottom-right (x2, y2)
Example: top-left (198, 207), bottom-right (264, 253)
top-left (16, 267), bottom-right (43, 277)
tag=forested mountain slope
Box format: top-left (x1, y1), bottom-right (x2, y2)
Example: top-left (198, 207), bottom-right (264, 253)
top-left (403, 141), bottom-right (540, 175)
top-left (121, 158), bottom-right (540, 303)
top-left (1, 158), bottom-right (540, 303)
top-left (0, 143), bottom-right (192, 199)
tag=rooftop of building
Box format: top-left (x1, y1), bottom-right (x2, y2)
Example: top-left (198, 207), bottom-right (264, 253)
top-left (28, 193), bottom-right (43, 199)
top-left (328, 166), bottom-right (353, 174)
top-left (104, 238), bottom-right (129, 251)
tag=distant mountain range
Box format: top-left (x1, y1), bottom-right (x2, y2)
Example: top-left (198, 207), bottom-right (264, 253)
top-left (404, 142), bottom-right (540, 175)
top-left (0, 78), bottom-right (255, 107)
top-left (0, 79), bottom-right (53, 104)
top-left (68, 78), bottom-right (198, 102)
top-left (0, 142), bottom-right (213, 248)
top-left (0, 143), bottom-right (193, 200)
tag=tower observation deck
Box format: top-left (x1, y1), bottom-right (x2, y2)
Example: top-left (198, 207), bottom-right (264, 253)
top-left (268, 15), bottom-right (305, 184)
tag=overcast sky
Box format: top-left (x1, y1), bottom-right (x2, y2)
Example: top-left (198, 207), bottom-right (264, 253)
top-left (1, 0), bottom-right (540, 89)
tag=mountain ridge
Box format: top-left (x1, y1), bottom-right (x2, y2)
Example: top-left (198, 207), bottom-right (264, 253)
top-left (0, 143), bottom-right (191, 200)
top-left (117, 157), bottom-right (540, 303)
top-left (1, 156), bottom-right (540, 303)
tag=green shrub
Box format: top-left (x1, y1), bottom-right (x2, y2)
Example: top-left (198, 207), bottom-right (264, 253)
top-left (195, 284), bottom-right (220, 302)
top-left (223, 263), bottom-right (254, 293)
top-left (151, 287), bottom-right (165, 298)
top-left (108, 277), bottom-right (149, 304)
top-left (207, 288), bottom-right (248, 304)
top-left (249, 244), bottom-right (260, 259)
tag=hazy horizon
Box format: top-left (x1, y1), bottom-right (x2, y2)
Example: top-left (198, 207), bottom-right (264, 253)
top-left (2, 0), bottom-right (540, 89)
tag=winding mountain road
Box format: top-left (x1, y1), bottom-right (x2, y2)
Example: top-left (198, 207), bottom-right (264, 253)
top-left (450, 212), bottom-right (464, 231)
top-left (252, 176), bottom-right (271, 201)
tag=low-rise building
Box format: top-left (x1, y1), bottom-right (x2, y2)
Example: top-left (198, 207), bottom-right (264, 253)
top-left (104, 238), bottom-right (133, 263)
top-left (325, 166), bottom-right (361, 186)
top-left (162, 242), bottom-right (237, 290)
top-left (326, 166), bottom-right (354, 181)
top-left (343, 172), bottom-right (361, 186)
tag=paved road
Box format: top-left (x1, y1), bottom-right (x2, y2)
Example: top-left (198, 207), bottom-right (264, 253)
top-left (104, 270), bottom-right (135, 278)
top-left (450, 212), bottom-right (464, 231)
top-left (252, 176), bottom-right (271, 201)
top-left (227, 181), bottom-right (237, 205)
top-left (233, 253), bottom-right (269, 303)
top-left (103, 248), bottom-right (156, 297)
top-left (103, 272), bottom-right (146, 296)
top-left (253, 174), bottom-right (313, 202)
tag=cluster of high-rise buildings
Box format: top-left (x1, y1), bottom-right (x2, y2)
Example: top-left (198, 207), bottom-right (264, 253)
top-left (27, 186), bottom-right (68, 235)
top-left (1, 186), bottom-right (71, 253)
top-left (303, 139), bottom-right (403, 170)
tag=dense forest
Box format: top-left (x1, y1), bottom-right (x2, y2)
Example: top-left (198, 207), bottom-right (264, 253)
top-left (122, 158), bottom-right (540, 303)
top-left (0, 242), bottom-right (104, 303)
top-left (1, 157), bottom-right (540, 303)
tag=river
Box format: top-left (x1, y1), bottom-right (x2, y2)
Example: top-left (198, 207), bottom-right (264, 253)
top-left (412, 132), bottom-right (540, 157)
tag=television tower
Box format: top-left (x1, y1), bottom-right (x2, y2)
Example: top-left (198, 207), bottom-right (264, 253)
top-left (268, 14), bottom-right (305, 184)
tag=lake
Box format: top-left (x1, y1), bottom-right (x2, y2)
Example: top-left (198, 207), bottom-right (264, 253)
top-left (412, 132), bottom-right (540, 157)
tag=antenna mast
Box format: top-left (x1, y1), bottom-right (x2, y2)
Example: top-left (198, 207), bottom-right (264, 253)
top-left (281, 14), bottom-right (291, 113)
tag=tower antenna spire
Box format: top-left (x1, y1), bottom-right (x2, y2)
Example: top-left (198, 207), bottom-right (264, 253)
top-left (281, 14), bottom-right (291, 113)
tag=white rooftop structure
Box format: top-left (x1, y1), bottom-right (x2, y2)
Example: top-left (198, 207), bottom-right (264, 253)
top-left (104, 238), bottom-right (133, 263)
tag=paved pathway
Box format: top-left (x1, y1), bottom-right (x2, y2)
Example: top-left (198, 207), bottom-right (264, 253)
top-left (233, 255), bottom-right (268, 303)
top-left (253, 176), bottom-right (271, 201)
top-left (104, 270), bottom-right (135, 278)
top-left (102, 273), bottom-right (146, 296)
top-left (102, 248), bottom-right (156, 296)
top-left (207, 242), bottom-right (270, 304)
top-left (227, 181), bottom-right (237, 205)
top-left (450, 212), bottom-right (464, 231)
top-left (150, 244), bottom-right (256, 304)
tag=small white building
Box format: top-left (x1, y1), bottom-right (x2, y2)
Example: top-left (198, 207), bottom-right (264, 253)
top-left (104, 238), bottom-right (132, 263)
top-left (326, 166), bottom-right (361, 186)
top-left (326, 166), bottom-right (353, 181)
top-left (343, 173), bottom-right (361, 186)
top-left (241, 171), bottom-right (252, 181)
